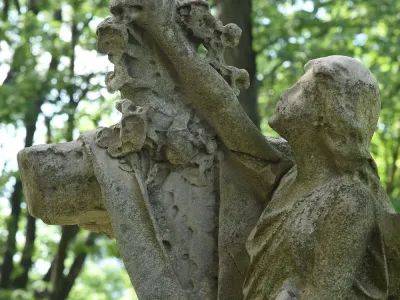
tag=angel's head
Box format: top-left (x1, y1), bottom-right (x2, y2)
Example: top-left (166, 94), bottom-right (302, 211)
top-left (269, 55), bottom-right (380, 172)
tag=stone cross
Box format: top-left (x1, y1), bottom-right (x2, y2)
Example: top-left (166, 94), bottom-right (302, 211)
top-left (18, 0), bottom-right (400, 299)
top-left (18, 1), bottom-right (287, 299)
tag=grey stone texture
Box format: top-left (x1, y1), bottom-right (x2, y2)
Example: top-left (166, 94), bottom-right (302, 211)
top-left (17, 0), bottom-right (400, 299)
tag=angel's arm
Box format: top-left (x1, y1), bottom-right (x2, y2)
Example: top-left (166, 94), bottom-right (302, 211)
top-left (129, 1), bottom-right (282, 162)
top-left (159, 35), bottom-right (280, 161)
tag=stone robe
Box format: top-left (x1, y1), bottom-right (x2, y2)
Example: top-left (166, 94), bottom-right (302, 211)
top-left (243, 144), bottom-right (400, 300)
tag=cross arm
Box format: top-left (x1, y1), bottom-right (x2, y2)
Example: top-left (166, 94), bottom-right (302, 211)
top-left (17, 139), bottom-right (113, 237)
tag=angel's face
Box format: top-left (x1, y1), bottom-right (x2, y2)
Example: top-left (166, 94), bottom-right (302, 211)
top-left (269, 68), bottom-right (320, 141)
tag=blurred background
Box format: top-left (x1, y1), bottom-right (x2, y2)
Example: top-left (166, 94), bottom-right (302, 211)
top-left (0, 0), bottom-right (399, 299)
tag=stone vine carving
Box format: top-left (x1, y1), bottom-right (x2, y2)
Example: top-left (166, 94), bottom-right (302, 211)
top-left (95, 0), bottom-right (249, 164)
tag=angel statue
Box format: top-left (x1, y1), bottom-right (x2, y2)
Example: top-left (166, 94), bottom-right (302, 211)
top-left (17, 0), bottom-right (400, 299)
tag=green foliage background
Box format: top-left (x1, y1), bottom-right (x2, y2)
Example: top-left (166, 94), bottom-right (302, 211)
top-left (0, 0), bottom-right (399, 298)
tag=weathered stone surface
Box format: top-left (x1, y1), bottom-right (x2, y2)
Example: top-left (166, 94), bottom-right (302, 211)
top-left (17, 140), bottom-right (113, 237)
top-left (17, 0), bottom-right (400, 299)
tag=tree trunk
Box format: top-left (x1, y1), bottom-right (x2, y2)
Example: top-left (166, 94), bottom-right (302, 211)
top-left (50, 225), bottom-right (80, 296)
top-left (13, 215), bottom-right (36, 289)
top-left (214, 0), bottom-right (260, 127)
top-left (2, 0), bottom-right (10, 19)
top-left (0, 180), bottom-right (23, 289)
top-left (54, 233), bottom-right (98, 300)
top-left (27, 0), bottom-right (39, 15)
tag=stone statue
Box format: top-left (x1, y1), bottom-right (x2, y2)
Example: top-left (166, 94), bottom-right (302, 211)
top-left (244, 56), bottom-right (400, 300)
top-left (17, 0), bottom-right (400, 299)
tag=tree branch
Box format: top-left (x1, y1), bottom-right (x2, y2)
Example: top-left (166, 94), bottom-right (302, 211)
top-left (3, 0), bottom-right (10, 19)
top-left (56, 233), bottom-right (98, 300)
top-left (49, 225), bottom-right (80, 297)
top-left (13, 0), bottom-right (20, 14)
